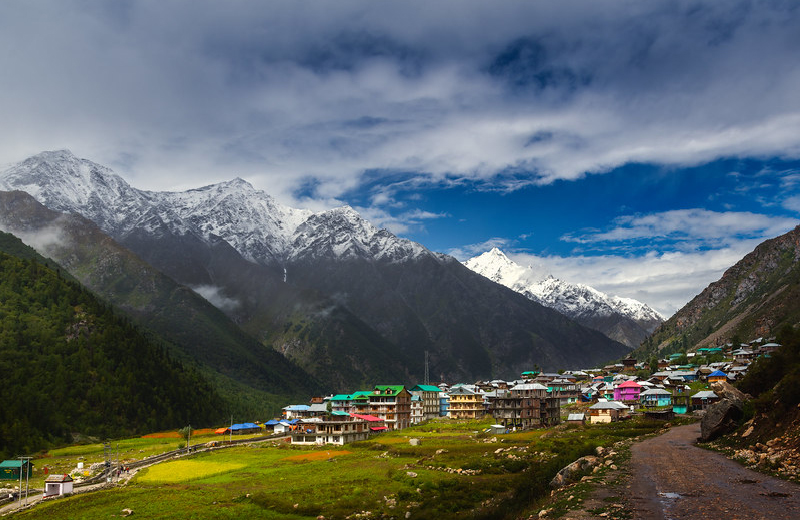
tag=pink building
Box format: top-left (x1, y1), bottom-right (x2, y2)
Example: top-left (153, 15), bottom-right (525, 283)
top-left (613, 380), bottom-right (642, 402)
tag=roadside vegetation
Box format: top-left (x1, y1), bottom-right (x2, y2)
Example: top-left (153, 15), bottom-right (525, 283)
top-left (17, 417), bottom-right (669, 520)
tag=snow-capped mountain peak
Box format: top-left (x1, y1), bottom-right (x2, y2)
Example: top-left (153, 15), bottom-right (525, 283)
top-left (463, 247), bottom-right (551, 290)
top-left (0, 150), bottom-right (435, 266)
top-left (464, 248), bottom-right (663, 347)
top-left (0, 150), bottom-right (147, 228)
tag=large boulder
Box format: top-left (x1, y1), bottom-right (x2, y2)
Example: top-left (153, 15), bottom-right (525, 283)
top-left (700, 398), bottom-right (744, 441)
top-left (710, 381), bottom-right (751, 403)
top-left (549, 455), bottom-right (599, 488)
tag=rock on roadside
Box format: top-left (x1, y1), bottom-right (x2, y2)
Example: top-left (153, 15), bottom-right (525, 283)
top-left (700, 385), bottom-right (749, 442)
top-left (550, 456), bottom-right (600, 488)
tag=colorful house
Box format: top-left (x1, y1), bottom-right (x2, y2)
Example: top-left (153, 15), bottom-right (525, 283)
top-left (613, 380), bottom-right (642, 402)
top-left (447, 386), bottom-right (485, 420)
top-left (640, 388), bottom-right (672, 408)
top-left (369, 385), bottom-right (412, 430)
top-left (409, 384), bottom-right (442, 421)
top-left (707, 370), bottom-right (728, 383)
top-left (587, 401), bottom-right (627, 424)
top-left (439, 391), bottom-right (449, 416)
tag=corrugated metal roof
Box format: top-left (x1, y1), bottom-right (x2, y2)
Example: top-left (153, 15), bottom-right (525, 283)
top-left (0, 460), bottom-right (28, 468)
top-left (411, 384), bottom-right (440, 392)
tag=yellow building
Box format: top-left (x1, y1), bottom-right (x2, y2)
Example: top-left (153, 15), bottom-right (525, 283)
top-left (447, 386), bottom-right (485, 420)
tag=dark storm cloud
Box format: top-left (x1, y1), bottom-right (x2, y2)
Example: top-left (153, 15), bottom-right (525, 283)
top-left (0, 0), bottom-right (798, 200)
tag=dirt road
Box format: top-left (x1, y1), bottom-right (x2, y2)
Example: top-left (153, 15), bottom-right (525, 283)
top-left (624, 422), bottom-right (800, 519)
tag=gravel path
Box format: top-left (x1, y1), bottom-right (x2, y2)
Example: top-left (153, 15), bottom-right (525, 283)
top-left (623, 422), bottom-right (800, 519)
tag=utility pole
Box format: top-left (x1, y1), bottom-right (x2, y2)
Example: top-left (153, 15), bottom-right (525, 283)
top-left (229, 415), bottom-right (233, 444)
top-left (424, 350), bottom-right (430, 386)
top-left (187, 424), bottom-right (191, 453)
top-left (116, 444), bottom-right (120, 483)
top-left (17, 456), bottom-right (31, 507)
top-left (17, 457), bottom-right (22, 506)
top-left (103, 443), bottom-right (111, 483)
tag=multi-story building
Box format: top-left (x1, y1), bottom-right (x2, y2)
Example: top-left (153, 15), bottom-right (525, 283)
top-left (368, 385), bottom-right (411, 430)
top-left (439, 391), bottom-right (449, 416)
top-left (410, 395), bottom-right (423, 424)
top-left (409, 384), bottom-right (441, 421)
top-left (329, 391), bottom-right (372, 414)
top-left (490, 383), bottom-right (561, 429)
top-left (290, 415), bottom-right (382, 446)
top-left (447, 386), bottom-right (485, 420)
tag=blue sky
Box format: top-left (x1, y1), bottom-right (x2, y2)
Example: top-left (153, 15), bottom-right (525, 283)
top-left (1, 0), bottom-right (799, 316)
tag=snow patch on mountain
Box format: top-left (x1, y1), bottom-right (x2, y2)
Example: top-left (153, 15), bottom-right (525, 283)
top-left (464, 248), bottom-right (663, 337)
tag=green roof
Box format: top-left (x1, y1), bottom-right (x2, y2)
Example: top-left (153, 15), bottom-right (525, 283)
top-left (374, 385), bottom-right (406, 396)
top-left (411, 384), bottom-right (440, 392)
top-left (332, 411), bottom-right (350, 416)
top-left (0, 460), bottom-right (30, 468)
top-left (330, 391), bottom-right (372, 402)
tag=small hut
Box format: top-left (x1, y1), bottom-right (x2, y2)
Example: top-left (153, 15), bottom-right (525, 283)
top-left (0, 460), bottom-right (32, 480)
top-left (44, 474), bottom-right (74, 497)
top-left (566, 413), bottom-right (586, 425)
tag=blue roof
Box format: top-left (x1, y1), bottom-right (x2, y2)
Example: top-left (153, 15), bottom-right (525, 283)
top-left (230, 422), bottom-right (260, 430)
top-left (264, 420), bottom-right (280, 426)
top-left (709, 370), bottom-right (727, 377)
top-left (283, 405), bottom-right (310, 411)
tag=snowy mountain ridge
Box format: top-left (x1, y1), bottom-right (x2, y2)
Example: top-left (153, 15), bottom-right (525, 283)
top-left (464, 248), bottom-right (663, 347)
top-left (0, 150), bottom-right (431, 265)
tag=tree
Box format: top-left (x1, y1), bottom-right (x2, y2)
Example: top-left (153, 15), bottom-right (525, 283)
top-left (178, 425), bottom-right (194, 448)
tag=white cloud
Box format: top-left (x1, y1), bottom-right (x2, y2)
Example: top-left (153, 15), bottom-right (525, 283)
top-left (355, 206), bottom-right (449, 236)
top-left (457, 208), bottom-right (799, 317)
top-left (191, 285), bottom-right (241, 312)
top-left (562, 209), bottom-right (799, 250)
top-left (447, 237), bottom-right (517, 261)
top-left (783, 195), bottom-right (800, 214)
top-left (507, 243), bottom-right (761, 318)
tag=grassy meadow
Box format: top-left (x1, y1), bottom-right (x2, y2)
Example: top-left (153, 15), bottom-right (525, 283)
top-left (14, 416), bottom-right (672, 520)
top-left (25, 429), bottom-right (265, 489)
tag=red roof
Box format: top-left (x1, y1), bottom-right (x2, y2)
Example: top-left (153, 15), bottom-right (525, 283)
top-left (370, 426), bottom-right (389, 431)
top-left (618, 380), bottom-right (642, 388)
top-left (350, 413), bottom-right (384, 422)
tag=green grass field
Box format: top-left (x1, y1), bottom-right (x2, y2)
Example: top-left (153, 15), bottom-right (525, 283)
top-left (26, 430), bottom-right (266, 489)
top-left (15, 418), bottom-right (670, 520)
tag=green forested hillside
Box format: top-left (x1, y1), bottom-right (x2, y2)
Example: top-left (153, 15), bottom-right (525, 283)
top-left (0, 191), bottom-right (319, 415)
top-left (0, 237), bottom-right (223, 458)
top-left (737, 326), bottom-right (800, 426)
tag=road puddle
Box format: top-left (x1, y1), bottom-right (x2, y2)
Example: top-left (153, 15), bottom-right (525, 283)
top-left (658, 492), bottom-right (682, 500)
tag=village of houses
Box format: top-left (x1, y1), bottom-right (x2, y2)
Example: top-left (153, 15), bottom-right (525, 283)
top-left (0, 339), bottom-right (776, 502)
top-left (246, 339), bottom-right (777, 447)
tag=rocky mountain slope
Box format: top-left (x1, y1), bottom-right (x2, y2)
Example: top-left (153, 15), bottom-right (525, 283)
top-left (464, 248), bottom-right (663, 348)
top-left (638, 225), bottom-right (800, 358)
top-left (0, 150), bottom-right (630, 385)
